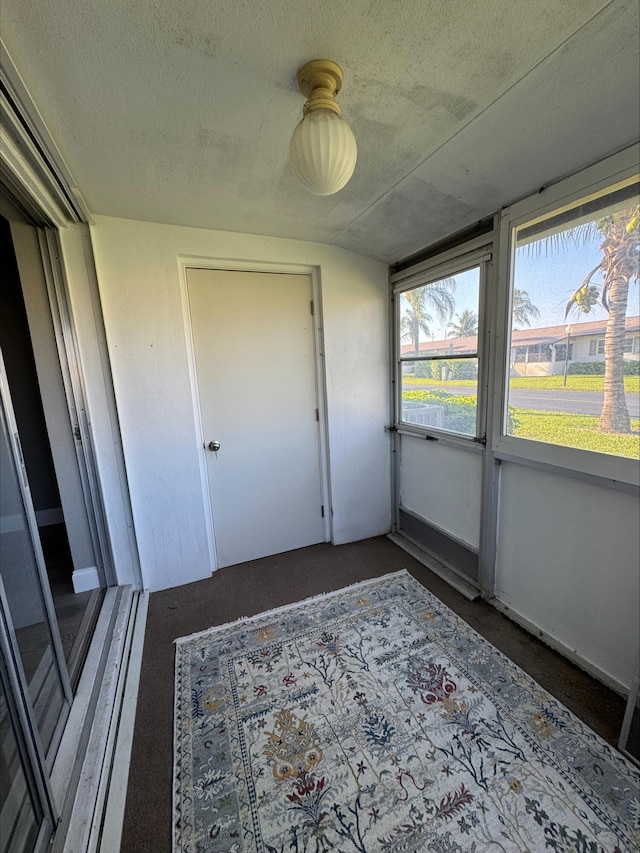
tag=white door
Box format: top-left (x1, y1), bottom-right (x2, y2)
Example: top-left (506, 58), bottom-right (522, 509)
top-left (186, 268), bottom-right (326, 568)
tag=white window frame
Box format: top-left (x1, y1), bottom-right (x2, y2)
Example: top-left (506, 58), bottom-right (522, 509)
top-left (392, 239), bottom-right (492, 446)
top-left (493, 147), bottom-right (640, 489)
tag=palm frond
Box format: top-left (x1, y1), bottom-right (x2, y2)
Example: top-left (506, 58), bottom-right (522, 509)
top-left (525, 222), bottom-right (603, 257)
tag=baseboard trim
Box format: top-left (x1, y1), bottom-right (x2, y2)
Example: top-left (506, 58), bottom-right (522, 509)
top-left (491, 596), bottom-right (629, 698)
top-left (72, 566), bottom-right (101, 593)
top-left (387, 532), bottom-right (480, 601)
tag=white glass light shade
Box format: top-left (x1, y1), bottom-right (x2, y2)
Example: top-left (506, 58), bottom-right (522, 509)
top-left (289, 110), bottom-right (357, 196)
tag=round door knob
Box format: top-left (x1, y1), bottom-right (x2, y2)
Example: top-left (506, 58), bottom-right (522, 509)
top-left (207, 440), bottom-right (221, 452)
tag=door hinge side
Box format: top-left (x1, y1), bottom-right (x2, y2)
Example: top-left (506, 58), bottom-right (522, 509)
top-left (315, 408), bottom-right (319, 422)
top-left (310, 300), bottom-right (314, 316)
top-left (321, 505), bottom-right (325, 518)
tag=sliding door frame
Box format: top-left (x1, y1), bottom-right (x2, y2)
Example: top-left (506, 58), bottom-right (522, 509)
top-left (0, 617), bottom-right (56, 852)
top-left (37, 228), bottom-right (115, 587)
top-left (0, 360), bottom-right (62, 843)
top-left (1, 38), bottom-right (144, 848)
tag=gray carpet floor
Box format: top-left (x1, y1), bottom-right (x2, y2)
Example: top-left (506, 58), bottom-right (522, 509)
top-left (120, 536), bottom-right (626, 851)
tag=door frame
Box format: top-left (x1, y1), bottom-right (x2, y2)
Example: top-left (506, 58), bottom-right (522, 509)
top-left (178, 257), bottom-right (332, 571)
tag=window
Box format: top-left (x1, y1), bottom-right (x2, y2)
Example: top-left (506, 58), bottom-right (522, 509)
top-left (593, 336), bottom-right (636, 355)
top-left (555, 343), bottom-right (572, 362)
top-left (396, 264), bottom-right (482, 438)
top-left (505, 178), bottom-right (639, 461)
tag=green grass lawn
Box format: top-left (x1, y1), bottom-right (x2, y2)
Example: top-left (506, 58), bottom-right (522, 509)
top-left (401, 386), bottom-right (640, 457)
top-left (509, 375), bottom-right (640, 393)
top-left (402, 374), bottom-right (640, 392)
top-left (511, 409), bottom-right (640, 457)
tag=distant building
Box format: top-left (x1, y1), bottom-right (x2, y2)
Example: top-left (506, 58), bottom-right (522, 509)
top-left (401, 317), bottom-right (640, 377)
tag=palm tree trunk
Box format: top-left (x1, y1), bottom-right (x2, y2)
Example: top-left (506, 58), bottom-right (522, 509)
top-left (413, 317), bottom-right (420, 356)
top-left (600, 274), bottom-right (630, 433)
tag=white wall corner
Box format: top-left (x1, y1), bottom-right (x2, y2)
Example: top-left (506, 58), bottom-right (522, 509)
top-left (72, 566), bottom-right (101, 593)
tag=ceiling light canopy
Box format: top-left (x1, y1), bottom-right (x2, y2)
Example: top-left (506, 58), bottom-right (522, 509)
top-left (289, 60), bottom-right (357, 196)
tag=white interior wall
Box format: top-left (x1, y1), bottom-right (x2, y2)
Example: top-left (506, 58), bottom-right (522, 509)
top-left (495, 462), bottom-right (639, 693)
top-left (89, 216), bottom-right (391, 591)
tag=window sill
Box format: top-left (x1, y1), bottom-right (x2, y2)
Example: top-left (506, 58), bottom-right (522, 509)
top-left (396, 425), bottom-right (485, 454)
top-left (493, 435), bottom-right (640, 492)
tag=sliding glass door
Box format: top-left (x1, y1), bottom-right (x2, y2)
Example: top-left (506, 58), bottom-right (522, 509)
top-left (1, 359), bottom-right (66, 848)
top-left (0, 371), bottom-right (71, 752)
top-left (0, 661), bottom-right (54, 852)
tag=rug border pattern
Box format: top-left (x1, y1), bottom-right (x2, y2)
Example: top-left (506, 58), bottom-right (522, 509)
top-left (173, 569), bottom-right (638, 852)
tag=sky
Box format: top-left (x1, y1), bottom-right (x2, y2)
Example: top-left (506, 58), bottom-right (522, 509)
top-left (403, 229), bottom-right (639, 342)
top-left (513, 238), bottom-right (611, 328)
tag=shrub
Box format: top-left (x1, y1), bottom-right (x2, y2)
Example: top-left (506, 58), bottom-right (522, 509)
top-left (414, 361), bottom-right (433, 378)
top-left (568, 361), bottom-right (604, 375)
top-left (450, 360), bottom-right (477, 380)
top-left (415, 359), bottom-right (477, 380)
top-left (403, 389), bottom-right (519, 434)
top-left (569, 360), bottom-right (640, 375)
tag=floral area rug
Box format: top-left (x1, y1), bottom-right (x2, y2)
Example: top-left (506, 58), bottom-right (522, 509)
top-left (174, 570), bottom-right (639, 852)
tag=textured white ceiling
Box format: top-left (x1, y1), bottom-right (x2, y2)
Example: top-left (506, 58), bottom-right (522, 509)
top-left (2, 0), bottom-right (639, 262)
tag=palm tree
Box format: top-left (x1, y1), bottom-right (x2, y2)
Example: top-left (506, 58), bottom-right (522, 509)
top-left (447, 309), bottom-right (478, 338)
top-left (400, 311), bottom-right (428, 353)
top-left (400, 279), bottom-right (456, 354)
top-left (512, 289), bottom-right (540, 328)
top-left (563, 205), bottom-right (639, 433)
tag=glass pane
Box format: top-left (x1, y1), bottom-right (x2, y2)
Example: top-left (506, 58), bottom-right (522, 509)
top-left (401, 360), bottom-right (479, 435)
top-left (0, 402), bottom-right (67, 757)
top-left (507, 181), bottom-right (639, 459)
top-left (399, 267), bottom-right (480, 436)
top-left (0, 673), bottom-right (43, 852)
top-left (43, 527), bottom-right (103, 693)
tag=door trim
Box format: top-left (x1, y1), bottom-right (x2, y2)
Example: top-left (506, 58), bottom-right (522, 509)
top-left (177, 256), bottom-right (332, 571)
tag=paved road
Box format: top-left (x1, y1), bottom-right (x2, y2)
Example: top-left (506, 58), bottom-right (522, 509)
top-left (508, 388), bottom-right (639, 417)
top-left (409, 385), bottom-right (640, 418)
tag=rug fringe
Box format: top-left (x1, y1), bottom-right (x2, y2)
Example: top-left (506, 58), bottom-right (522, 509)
top-left (173, 568), bottom-right (412, 646)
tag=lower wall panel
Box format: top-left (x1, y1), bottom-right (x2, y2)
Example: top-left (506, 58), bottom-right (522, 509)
top-left (495, 461), bottom-right (639, 692)
top-left (400, 434), bottom-right (482, 550)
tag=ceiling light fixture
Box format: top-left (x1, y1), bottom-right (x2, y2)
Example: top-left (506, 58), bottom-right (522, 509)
top-left (289, 59), bottom-right (357, 196)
